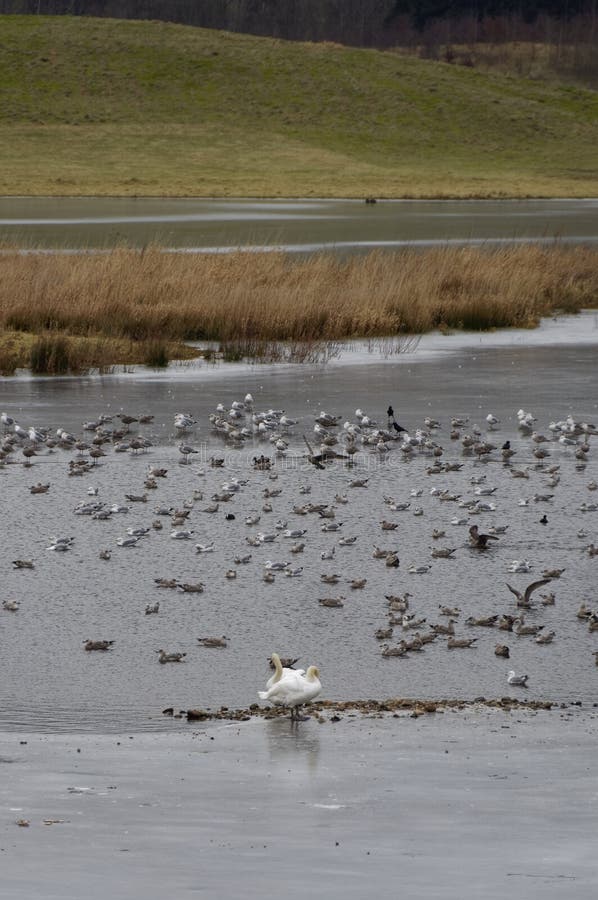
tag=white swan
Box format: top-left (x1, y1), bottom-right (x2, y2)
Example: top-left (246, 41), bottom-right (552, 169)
top-left (265, 653), bottom-right (304, 691)
top-left (258, 664), bottom-right (322, 720)
top-left (507, 670), bottom-right (529, 686)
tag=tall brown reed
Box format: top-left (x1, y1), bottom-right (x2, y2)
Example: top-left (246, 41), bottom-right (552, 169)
top-left (0, 245), bottom-right (596, 350)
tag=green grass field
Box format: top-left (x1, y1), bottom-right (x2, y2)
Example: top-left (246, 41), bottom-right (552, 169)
top-left (0, 15), bottom-right (597, 197)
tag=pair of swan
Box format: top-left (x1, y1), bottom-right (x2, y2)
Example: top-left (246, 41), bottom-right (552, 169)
top-left (258, 653), bottom-right (322, 720)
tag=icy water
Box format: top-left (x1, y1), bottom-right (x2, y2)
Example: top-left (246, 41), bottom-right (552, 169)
top-left (1, 313), bottom-right (597, 733)
top-left (1, 197), bottom-right (597, 251)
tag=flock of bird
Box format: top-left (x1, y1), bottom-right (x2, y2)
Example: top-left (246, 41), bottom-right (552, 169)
top-left (2, 394), bottom-right (598, 720)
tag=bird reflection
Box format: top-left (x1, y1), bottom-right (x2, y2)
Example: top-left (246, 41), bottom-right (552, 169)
top-left (263, 716), bottom-right (321, 775)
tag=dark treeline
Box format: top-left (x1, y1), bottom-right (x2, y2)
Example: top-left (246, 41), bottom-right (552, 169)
top-left (1, 1), bottom-right (597, 48)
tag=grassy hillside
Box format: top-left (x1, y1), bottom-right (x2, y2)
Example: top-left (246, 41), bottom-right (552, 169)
top-left (0, 15), bottom-right (597, 197)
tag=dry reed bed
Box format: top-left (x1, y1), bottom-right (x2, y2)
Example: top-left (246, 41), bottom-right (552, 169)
top-left (1, 245), bottom-right (596, 352)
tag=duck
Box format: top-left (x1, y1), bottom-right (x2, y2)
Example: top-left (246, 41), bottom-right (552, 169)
top-left (258, 664), bottom-right (322, 720)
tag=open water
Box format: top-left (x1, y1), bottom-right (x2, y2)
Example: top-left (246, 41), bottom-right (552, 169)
top-left (1, 313), bottom-right (597, 732)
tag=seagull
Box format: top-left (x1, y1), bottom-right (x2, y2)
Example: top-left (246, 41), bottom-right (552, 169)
top-left (469, 524), bottom-right (499, 549)
top-left (197, 636), bottom-right (228, 648)
top-left (116, 535), bottom-right (140, 547)
top-left (507, 560), bottom-right (533, 574)
top-left (302, 435), bottom-right (326, 470)
top-left (196, 542), bottom-right (215, 553)
top-left (178, 443), bottom-right (198, 464)
top-left (505, 578), bottom-right (552, 607)
top-left (283, 528), bottom-right (307, 539)
top-left (84, 640), bottom-right (114, 651)
top-left (157, 649), bottom-right (186, 663)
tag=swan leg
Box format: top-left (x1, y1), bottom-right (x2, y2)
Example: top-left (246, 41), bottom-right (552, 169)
top-left (292, 704), bottom-right (310, 722)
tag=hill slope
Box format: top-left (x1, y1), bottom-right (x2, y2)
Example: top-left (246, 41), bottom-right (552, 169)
top-left (0, 15), bottom-right (597, 197)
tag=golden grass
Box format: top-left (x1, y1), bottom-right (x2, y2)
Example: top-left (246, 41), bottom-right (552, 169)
top-left (0, 326), bottom-right (196, 375)
top-left (0, 244), bottom-right (596, 373)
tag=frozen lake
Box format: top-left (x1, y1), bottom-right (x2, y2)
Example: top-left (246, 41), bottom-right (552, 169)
top-left (1, 312), bottom-right (597, 733)
top-left (1, 196), bottom-right (597, 252)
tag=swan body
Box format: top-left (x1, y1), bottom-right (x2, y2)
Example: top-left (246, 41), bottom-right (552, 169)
top-left (265, 653), bottom-right (304, 691)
